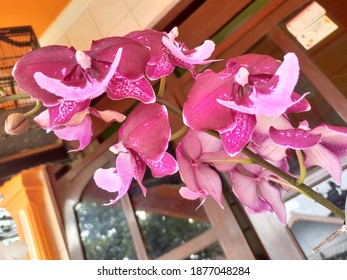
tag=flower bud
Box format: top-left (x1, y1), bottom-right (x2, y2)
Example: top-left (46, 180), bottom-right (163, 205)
top-left (4, 113), bottom-right (29, 135)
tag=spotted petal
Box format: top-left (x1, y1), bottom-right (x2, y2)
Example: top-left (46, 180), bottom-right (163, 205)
top-left (53, 115), bottom-right (93, 152)
top-left (269, 126), bottom-right (321, 149)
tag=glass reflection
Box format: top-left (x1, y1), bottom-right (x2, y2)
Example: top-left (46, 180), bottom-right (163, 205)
top-left (75, 179), bottom-right (137, 260)
top-left (285, 168), bottom-right (347, 260)
top-left (129, 173), bottom-right (212, 259)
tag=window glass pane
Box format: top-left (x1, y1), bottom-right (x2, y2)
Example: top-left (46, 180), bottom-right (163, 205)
top-left (75, 180), bottom-right (137, 260)
top-left (187, 242), bottom-right (226, 260)
top-left (0, 207), bottom-right (19, 244)
top-left (280, 0), bottom-right (347, 97)
top-left (285, 168), bottom-right (347, 260)
top-left (129, 173), bottom-right (213, 259)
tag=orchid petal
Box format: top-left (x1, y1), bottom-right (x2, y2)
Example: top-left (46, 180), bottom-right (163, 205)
top-left (162, 36), bottom-right (216, 65)
top-left (34, 48), bottom-right (122, 101)
top-left (54, 115), bottom-right (93, 152)
top-left (259, 179), bottom-right (287, 225)
top-left (304, 145), bottom-right (342, 185)
top-left (93, 167), bottom-right (121, 193)
top-left (12, 46), bottom-right (76, 106)
top-left (180, 129), bottom-right (203, 160)
top-left (252, 115), bottom-right (293, 145)
top-left (285, 92), bottom-right (311, 114)
top-left (176, 144), bottom-right (200, 193)
top-left (179, 187), bottom-right (206, 201)
top-left (230, 170), bottom-right (271, 213)
top-left (47, 100), bottom-right (90, 129)
top-left (107, 72), bottom-right (155, 103)
top-left (195, 164), bottom-right (223, 208)
top-left (310, 124), bottom-right (347, 158)
top-left (120, 104), bottom-right (170, 161)
top-left (131, 152), bottom-right (147, 196)
top-left (183, 69), bottom-right (235, 132)
top-left (220, 112), bottom-right (256, 156)
top-left (89, 108), bottom-right (126, 123)
top-left (34, 109), bottom-right (49, 129)
top-left (269, 126), bottom-right (321, 149)
top-left (145, 152), bottom-right (178, 177)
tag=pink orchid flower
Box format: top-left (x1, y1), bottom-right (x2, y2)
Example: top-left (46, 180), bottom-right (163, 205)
top-left (125, 27), bottom-right (216, 80)
top-left (229, 130), bottom-right (290, 225)
top-left (34, 100), bottom-right (125, 151)
top-left (269, 121), bottom-right (347, 185)
top-left (230, 165), bottom-right (287, 225)
top-left (182, 53), bottom-right (310, 156)
top-left (13, 44), bottom-right (122, 106)
top-left (90, 36), bottom-right (156, 104)
top-left (94, 104), bottom-right (178, 205)
top-left (176, 129), bottom-right (237, 208)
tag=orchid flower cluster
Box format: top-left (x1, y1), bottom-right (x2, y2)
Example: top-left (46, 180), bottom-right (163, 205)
top-left (7, 27), bottom-right (347, 226)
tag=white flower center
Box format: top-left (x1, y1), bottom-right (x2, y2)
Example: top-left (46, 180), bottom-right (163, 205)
top-left (75, 50), bottom-right (91, 70)
top-left (235, 67), bottom-right (249, 87)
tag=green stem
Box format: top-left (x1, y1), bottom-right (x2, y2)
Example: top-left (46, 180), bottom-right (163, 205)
top-left (157, 77), bottom-right (166, 98)
top-left (0, 93), bottom-right (31, 103)
top-left (156, 98), bottom-right (182, 117)
top-left (206, 158), bottom-right (253, 164)
top-left (24, 100), bottom-right (42, 117)
top-left (295, 150), bottom-right (306, 185)
top-left (170, 125), bottom-right (188, 141)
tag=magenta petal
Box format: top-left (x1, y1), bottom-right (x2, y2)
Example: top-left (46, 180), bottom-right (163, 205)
top-left (116, 153), bottom-right (135, 192)
top-left (12, 46), bottom-right (76, 106)
top-left (89, 108), bottom-right (126, 123)
top-left (54, 115), bottom-right (93, 152)
top-left (220, 112), bottom-right (256, 156)
top-left (285, 92), bottom-right (311, 114)
top-left (304, 145), bottom-right (342, 185)
top-left (107, 72), bottom-right (155, 103)
top-left (34, 48), bottom-right (122, 101)
top-left (48, 100), bottom-right (90, 129)
top-left (176, 144), bottom-right (200, 193)
top-left (252, 115), bottom-right (293, 145)
top-left (183, 70), bottom-right (236, 132)
top-left (269, 126), bottom-right (321, 149)
top-left (259, 180), bottom-right (287, 225)
top-left (131, 152), bottom-right (147, 196)
top-left (93, 168), bottom-right (121, 193)
top-left (230, 170), bottom-right (271, 213)
top-left (310, 124), bottom-right (347, 158)
top-left (89, 36), bottom-right (150, 81)
top-left (195, 164), bottom-right (223, 208)
top-left (180, 130), bottom-right (203, 160)
top-left (120, 103), bottom-right (170, 161)
top-left (179, 187), bottom-right (206, 201)
top-left (145, 54), bottom-right (175, 80)
top-left (145, 152), bottom-right (178, 177)
top-left (34, 109), bottom-right (49, 129)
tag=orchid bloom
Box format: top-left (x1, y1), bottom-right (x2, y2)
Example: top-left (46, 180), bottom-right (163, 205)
top-left (90, 36), bottom-right (156, 104)
top-left (269, 121), bottom-right (347, 185)
top-left (183, 53), bottom-right (310, 156)
top-left (94, 104), bottom-right (178, 204)
top-left (13, 44), bottom-right (127, 151)
top-left (34, 100), bottom-right (126, 151)
top-left (176, 129), bottom-right (237, 208)
top-left (125, 27), bottom-right (216, 80)
top-left (230, 165), bottom-right (288, 225)
top-left (216, 53), bottom-right (309, 116)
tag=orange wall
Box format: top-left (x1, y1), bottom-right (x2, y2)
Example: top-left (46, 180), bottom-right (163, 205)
top-left (0, 0), bottom-right (71, 37)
